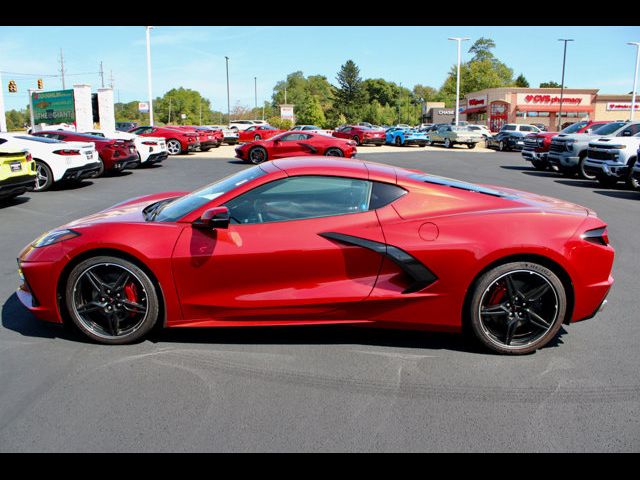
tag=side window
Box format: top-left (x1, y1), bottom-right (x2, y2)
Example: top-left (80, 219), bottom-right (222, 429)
top-left (520, 126), bottom-right (533, 132)
top-left (279, 133), bottom-right (310, 141)
top-left (224, 176), bottom-right (373, 225)
top-left (369, 182), bottom-right (407, 209)
top-left (620, 124), bottom-right (640, 136)
top-left (502, 125), bottom-right (516, 131)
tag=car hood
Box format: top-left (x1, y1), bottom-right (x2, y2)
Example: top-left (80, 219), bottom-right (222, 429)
top-left (63, 191), bottom-right (189, 228)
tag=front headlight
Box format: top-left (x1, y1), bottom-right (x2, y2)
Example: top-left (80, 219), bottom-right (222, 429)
top-left (32, 229), bottom-right (80, 248)
top-left (565, 141), bottom-right (576, 150)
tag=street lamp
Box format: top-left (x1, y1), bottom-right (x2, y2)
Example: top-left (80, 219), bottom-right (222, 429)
top-left (254, 76), bottom-right (258, 111)
top-left (225, 56), bottom-right (230, 125)
top-left (448, 37), bottom-right (469, 126)
top-left (628, 42), bottom-right (640, 121)
top-left (145, 26), bottom-right (155, 126)
top-left (557, 38), bottom-right (574, 130)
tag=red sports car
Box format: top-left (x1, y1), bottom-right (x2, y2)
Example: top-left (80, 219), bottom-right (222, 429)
top-left (238, 125), bottom-right (285, 143)
top-left (333, 125), bottom-right (386, 146)
top-left (16, 157), bottom-right (614, 354)
top-left (33, 131), bottom-right (139, 174)
top-left (235, 131), bottom-right (357, 164)
top-left (128, 126), bottom-right (200, 155)
top-left (171, 125), bottom-right (223, 151)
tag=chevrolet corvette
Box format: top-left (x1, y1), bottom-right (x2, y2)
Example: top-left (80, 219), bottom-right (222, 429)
top-left (16, 157), bottom-right (614, 354)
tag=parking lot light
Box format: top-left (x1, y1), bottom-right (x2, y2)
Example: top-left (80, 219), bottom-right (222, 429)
top-left (627, 42), bottom-right (640, 121)
top-left (557, 39), bottom-right (574, 130)
top-left (448, 37), bottom-right (469, 126)
top-left (145, 26), bottom-right (155, 126)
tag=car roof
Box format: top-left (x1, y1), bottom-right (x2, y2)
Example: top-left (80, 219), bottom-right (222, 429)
top-left (270, 157), bottom-right (394, 180)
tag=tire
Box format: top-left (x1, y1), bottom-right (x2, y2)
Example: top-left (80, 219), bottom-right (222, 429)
top-left (33, 160), bottom-right (53, 192)
top-left (166, 139), bottom-right (182, 156)
top-left (467, 143), bottom-right (475, 149)
top-left (498, 141), bottom-right (505, 152)
top-left (248, 146), bottom-right (268, 164)
top-left (530, 159), bottom-right (547, 171)
top-left (394, 136), bottom-right (402, 146)
top-left (596, 174), bottom-right (618, 188)
top-left (93, 159), bottom-right (105, 177)
top-left (444, 138), bottom-right (452, 149)
top-left (64, 255), bottom-right (160, 345)
top-left (254, 135), bottom-right (262, 141)
top-left (324, 147), bottom-right (344, 157)
top-left (625, 157), bottom-right (640, 190)
top-left (468, 261), bottom-right (567, 355)
top-left (353, 135), bottom-right (361, 146)
top-left (577, 152), bottom-right (596, 180)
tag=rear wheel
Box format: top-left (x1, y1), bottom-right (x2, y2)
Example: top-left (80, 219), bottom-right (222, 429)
top-left (444, 138), bottom-right (452, 148)
top-left (352, 135), bottom-right (361, 146)
top-left (626, 157), bottom-right (639, 190)
top-left (394, 136), bottom-right (402, 146)
top-left (64, 256), bottom-right (160, 345)
top-left (254, 134), bottom-right (262, 141)
top-left (467, 143), bottom-right (475, 149)
top-left (34, 160), bottom-right (53, 191)
top-left (248, 146), bottom-right (268, 164)
top-left (324, 147), bottom-right (344, 157)
top-left (498, 141), bottom-right (505, 152)
top-left (468, 261), bottom-right (566, 355)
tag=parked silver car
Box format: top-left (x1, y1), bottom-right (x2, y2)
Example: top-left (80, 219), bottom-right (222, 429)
top-left (428, 125), bottom-right (484, 149)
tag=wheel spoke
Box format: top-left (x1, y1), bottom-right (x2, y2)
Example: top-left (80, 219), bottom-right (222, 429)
top-left (122, 299), bottom-right (146, 314)
top-left (505, 319), bottom-right (518, 346)
top-left (481, 303), bottom-right (509, 315)
top-left (525, 308), bottom-right (551, 330)
top-left (523, 283), bottom-right (550, 302)
top-left (112, 271), bottom-right (130, 291)
top-left (504, 275), bottom-right (521, 303)
top-left (107, 311), bottom-right (120, 336)
top-left (85, 270), bottom-right (107, 293)
top-left (76, 301), bottom-right (104, 315)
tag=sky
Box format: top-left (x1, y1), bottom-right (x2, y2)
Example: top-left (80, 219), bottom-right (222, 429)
top-left (0, 26), bottom-right (639, 113)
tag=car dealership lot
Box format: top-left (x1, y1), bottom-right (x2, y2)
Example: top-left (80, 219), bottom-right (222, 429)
top-left (0, 148), bottom-right (638, 452)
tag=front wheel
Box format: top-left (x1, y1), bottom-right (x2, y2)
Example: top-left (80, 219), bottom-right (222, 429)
top-left (64, 256), bottom-right (160, 345)
top-left (468, 261), bottom-right (567, 355)
top-left (577, 153), bottom-right (596, 180)
top-left (166, 139), bottom-right (182, 155)
top-left (467, 143), bottom-right (475, 149)
top-left (498, 141), bottom-right (505, 152)
top-left (34, 160), bottom-right (53, 191)
top-left (352, 135), bottom-right (361, 146)
top-left (444, 138), bottom-right (452, 148)
top-left (248, 146), bottom-right (268, 164)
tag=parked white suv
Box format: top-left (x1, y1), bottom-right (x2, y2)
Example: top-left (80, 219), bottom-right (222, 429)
top-left (583, 131), bottom-right (640, 189)
top-left (229, 120), bottom-right (267, 131)
top-left (467, 124), bottom-right (492, 139)
top-left (500, 124), bottom-right (542, 134)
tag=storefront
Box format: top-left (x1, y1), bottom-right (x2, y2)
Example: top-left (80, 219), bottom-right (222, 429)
top-left (422, 102), bottom-right (456, 124)
top-left (460, 88), bottom-right (599, 131)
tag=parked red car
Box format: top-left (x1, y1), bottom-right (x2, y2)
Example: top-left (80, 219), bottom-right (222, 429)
top-left (17, 157), bottom-right (614, 354)
top-left (522, 120), bottom-right (609, 170)
top-left (128, 126), bottom-right (200, 155)
top-left (238, 125), bottom-right (285, 143)
top-left (333, 125), bottom-right (386, 146)
top-left (235, 131), bottom-right (357, 164)
top-left (171, 125), bottom-right (223, 151)
top-left (33, 131), bottom-right (139, 174)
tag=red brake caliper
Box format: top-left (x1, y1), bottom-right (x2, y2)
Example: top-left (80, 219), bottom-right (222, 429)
top-left (124, 282), bottom-right (138, 317)
top-left (487, 283), bottom-right (507, 306)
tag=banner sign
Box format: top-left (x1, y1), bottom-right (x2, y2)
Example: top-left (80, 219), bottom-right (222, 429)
top-left (138, 102), bottom-right (150, 113)
top-left (280, 105), bottom-right (294, 120)
top-left (606, 102), bottom-right (640, 111)
top-left (31, 89), bottom-right (76, 125)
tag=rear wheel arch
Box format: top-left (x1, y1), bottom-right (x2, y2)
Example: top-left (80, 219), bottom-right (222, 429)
top-left (461, 253), bottom-right (575, 333)
top-left (56, 248), bottom-right (167, 330)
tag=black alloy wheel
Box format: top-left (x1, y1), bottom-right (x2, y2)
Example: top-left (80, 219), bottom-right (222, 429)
top-left (248, 146), bottom-right (268, 164)
top-left (65, 256), bottom-right (160, 344)
top-left (469, 262), bottom-right (566, 355)
top-left (324, 148), bottom-right (344, 157)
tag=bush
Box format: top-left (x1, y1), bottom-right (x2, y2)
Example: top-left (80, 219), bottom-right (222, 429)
top-left (267, 117), bottom-right (293, 130)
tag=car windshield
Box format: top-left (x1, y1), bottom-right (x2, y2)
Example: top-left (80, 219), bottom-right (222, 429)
top-left (153, 166), bottom-right (268, 222)
top-left (14, 135), bottom-right (63, 143)
top-left (590, 122), bottom-right (627, 135)
top-left (560, 121), bottom-right (588, 134)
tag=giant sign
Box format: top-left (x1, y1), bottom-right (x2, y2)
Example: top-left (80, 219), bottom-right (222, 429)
top-left (516, 93), bottom-right (591, 106)
top-left (31, 89), bottom-right (76, 125)
top-left (606, 102), bottom-right (640, 111)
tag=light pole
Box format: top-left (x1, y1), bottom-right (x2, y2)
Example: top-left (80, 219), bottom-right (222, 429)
top-left (254, 76), bottom-right (258, 111)
top-left (628, 42), bottom-right (640, 121)
top-left (225, 56), bottom-right (230, 125)
top-left (145, 26), bottom-right (155, 126)
top-left (448, 37), bottom-right (469, 126)
top-left (557, 39), bottom-right (574, 130)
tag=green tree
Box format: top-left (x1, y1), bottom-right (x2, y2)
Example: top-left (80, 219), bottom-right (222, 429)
top-left (540, 81), bottom-right (562, 88)
top-left (153, 88), bottom-right (214, 125)
top-left (468, 37), bottom-right (497, 62)
top-left (515, 74), bottom-right (530, 87)
top-left (334, 60), bottom-right (367, 122)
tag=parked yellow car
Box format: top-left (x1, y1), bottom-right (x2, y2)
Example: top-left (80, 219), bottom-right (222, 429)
top-left (0, 146), bottom-right (36, 201)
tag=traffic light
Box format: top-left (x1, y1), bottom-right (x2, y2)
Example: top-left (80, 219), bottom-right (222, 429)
top-left (8, 80), bottom-right (17, 93)
top-left (37, 79), bottom-right (43, 90)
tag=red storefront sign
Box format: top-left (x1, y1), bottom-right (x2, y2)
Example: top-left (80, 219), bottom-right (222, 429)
top-left (523, 95), bottom-right (583, 105)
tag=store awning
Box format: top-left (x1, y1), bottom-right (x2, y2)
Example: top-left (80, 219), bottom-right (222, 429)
top-left (516, 105), bottom-right (594, 113)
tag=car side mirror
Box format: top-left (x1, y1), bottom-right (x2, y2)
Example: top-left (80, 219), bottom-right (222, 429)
top-left (193, 206), bottom-right (230, 230)
top-left (585, 129), bottom-right (592, 134)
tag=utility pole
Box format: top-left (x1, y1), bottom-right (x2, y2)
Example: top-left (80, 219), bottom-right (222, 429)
top-left (448, 37), bottom-right (469, 127)
top-left (254, 76), bottom-right (257, 110)
top-left (225, 56), bottom-right (230, 125)
top-left (145, 26), bottom-right (155, 126)
top-left (628, 42), bottom-right (640, 121)
top-left (99, 61), bottom-right (104, 88)
top-left (557, 39), bottom-right (574, 130)
top-left (59, 48), bottom-right (66, 89)
top-left (0, 71), bottom-right (6, 132)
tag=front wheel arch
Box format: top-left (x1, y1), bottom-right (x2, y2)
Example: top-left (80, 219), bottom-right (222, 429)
top-left (56, 248), bottom-right (167, 330)
top-left (461, 253), bottom-right (575, 334)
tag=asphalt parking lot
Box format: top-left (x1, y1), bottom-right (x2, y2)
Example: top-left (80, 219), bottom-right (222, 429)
top-left (1, 145), bottom-right (638, 452)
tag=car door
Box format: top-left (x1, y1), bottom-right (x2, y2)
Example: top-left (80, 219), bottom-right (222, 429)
top-left (171, 174), bottom-right (386, 321)
top-left (271, 133), bottom-right (316, 157)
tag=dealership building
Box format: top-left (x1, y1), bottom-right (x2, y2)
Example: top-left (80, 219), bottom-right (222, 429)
top-left (458, 88), bottom-right (637, 131)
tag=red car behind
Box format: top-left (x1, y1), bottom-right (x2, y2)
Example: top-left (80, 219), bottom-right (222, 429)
top-left (171, 125), bottom-right (223, 151)
top-left (238, 125), bottom-right (285, 143)
top-left (333, 125), bottom-right (386, 146)
top-left (33, 131), bottom-right (139, 174)
top-left (128, 126), bottom-right (200, 155)
top-left (235, 131), bottom-right (357, 164)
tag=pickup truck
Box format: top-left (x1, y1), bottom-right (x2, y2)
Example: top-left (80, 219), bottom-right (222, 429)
top-left (547, 121), bottom-right (638, 179)
top-left (521, 120), bottom-right (608, 171)
top-left (583, 132), bottom-right (640, 189)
